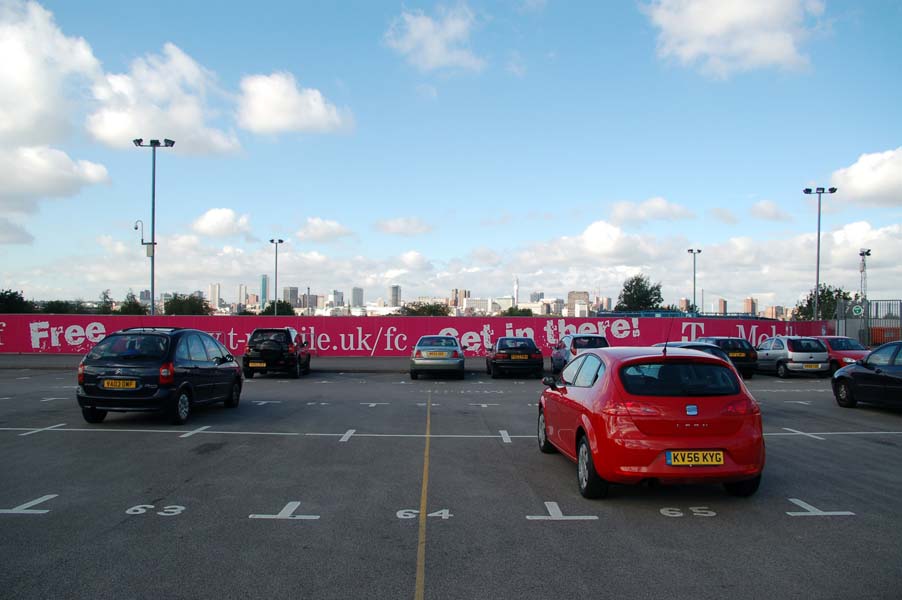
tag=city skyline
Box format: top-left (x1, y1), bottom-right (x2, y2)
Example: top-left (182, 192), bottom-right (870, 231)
top-left (1, 1), bottom-right (900, 308)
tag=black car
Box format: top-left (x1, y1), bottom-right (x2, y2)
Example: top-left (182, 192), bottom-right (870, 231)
top-left (486, 337), bottom-right (544, 378)
top-left (243, 327), bottom-right (311, 379)
top-left (652, 341), bottom-right (732, 364)
top-left (696, 336), bottom-right (758, 378)
top-left (77, 327), bottom-right (242, 425)
top-left (832, 341), bottom-right (902, 409)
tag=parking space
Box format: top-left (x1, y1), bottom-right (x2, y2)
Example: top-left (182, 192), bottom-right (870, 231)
top-left (1, 368), bottom-right (901, 599)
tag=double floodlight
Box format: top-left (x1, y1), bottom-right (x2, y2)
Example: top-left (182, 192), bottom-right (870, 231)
top-left (803, 187), bottom-right (837, 194)
top-left (133, 138), bottom-right (176, 148)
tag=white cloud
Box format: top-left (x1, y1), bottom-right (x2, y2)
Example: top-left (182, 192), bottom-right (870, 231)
top-left (0, 218), bottom-right (33, 244)
top-left (0, 146), bottom-right (109, 214)
top-left (375, 217), bottom-right (433, 236)
top-left (296, 217), bottom-right (353, 242)
top-left (400, 250), bottom-right (433, 271)
top-left (192, 208), bottom-right (251, 237)
top-left (643, 0), bottom-right (824, 77)
top-left (86, 43), bottom-right (240, 154)
top-left (237, 72), bottom-right (350, 134)
top-left (506, 51), bottom-right (527, 77)
top-left (610, 196), bottom-right (695, 225)
top-left (750, 199), bottom-right (792, 221)
top-left (830, 147), bottom-right (902, 207)
top-left (709, 207), bottom-right (739, 224)
top-left (385, 4), bottom-right (485, 72)
top-left (0, 0), bottom-right (100, 146)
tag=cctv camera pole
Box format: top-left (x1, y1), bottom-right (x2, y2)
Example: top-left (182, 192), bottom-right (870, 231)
top-left (134, 138), bottom-right (175, 316)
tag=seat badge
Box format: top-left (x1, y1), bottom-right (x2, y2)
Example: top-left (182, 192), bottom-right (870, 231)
top-left (685, 405), bottom-right (698, 416)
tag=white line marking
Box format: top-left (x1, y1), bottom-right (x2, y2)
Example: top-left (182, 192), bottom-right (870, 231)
top-left (306, 402), bottom-right (330, 406)
top-left (360, 402), bottom-right (389, 407)
top-left (0, 494), bottom-right (58, 515)
top-left (19, 423), bottom-right (66, 437)
top-left (784, 401), bottom-right (812, 405)
top-left (40, 397), bottom-right (67, 402)
top-left (0, 397), bottom-right (11, 400)
top-left (249, 501), bottom-right (320, 520)
top-left (468, 403), bottom-right (500, 408)
top-left (339, 429), bottom-right (356, 442)
top-left (782, 427), bottom-right (826, 441)
top-left (786, 498), bottom-right (854, 517)
top-left (526, 501), bottom-right (598, 521)
top-left (15, 376), bottom-right (31, 380)
top-left (253, 401), bottom-right (282, 406)
top-left (499, 430), bottom-right (512, 443)
top-left (179, 425), bottom-right (211, 438)
top-left (415, 403), bottom-right (440, 406)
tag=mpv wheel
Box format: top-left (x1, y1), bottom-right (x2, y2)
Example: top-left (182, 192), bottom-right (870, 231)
top-left (171, 390), bottom-right (191, 425)
top-left (577, 436), bottom-right (608, 499)
top-left (835, 380), bottom-right (857, 408)
top-left (224, 381), bottom-right (241, 408)
top-left (82, 407), bottom-right (107, 424)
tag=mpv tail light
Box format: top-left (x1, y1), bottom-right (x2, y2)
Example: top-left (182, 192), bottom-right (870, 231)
top-left (160, 362), bottom-right (175, 385)
top-left (288, 343), bottom-right (297, 353)
top-left (721, 396), bottom-right (760, 416)
top-left (77, 361), bottom-right (85, 385)
top-left (531, 353), bottom-right (542, 359)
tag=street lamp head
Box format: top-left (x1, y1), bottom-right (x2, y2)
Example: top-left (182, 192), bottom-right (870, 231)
top-left (149, 139), bottom-right (161, 147)
top-left (860, 248), bottom-right (871, 257)
top-left (163, 139), bottom-right (175, 147)
top-left (815, 187), bottom-right (825, 194)
top-left (828, 187), bottom-right (837, 194)
top-left (803, 188), bottom-right (813, 194)
top-left (132, 138), bottom-right (143, 147)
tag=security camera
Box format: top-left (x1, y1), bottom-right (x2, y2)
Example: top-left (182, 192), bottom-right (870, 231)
top-left (134, 224), bottom-right (138, 230)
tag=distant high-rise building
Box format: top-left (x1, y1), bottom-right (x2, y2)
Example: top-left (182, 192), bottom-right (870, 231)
top-left (679, 298), bottom-right (690, 312)
top-left (600, 297), bottom-right (612, 311)
top-left (529, 291), bottom-right (544, 302)
top-left (390, 285), bottom-right (401, 307)
top-left (139, 289), bottom-right (151, 304)
top-left (764, 305), bottom-right (784, 319)
top-left (208, 283), bottom-right (221, 309)
top-left (247, 293), bottom-right (259, 305)
top-left (513, 277), bottom-right (519, 306)
top-left (352, 287), bottom-right (364, 307)
top-left (451, 288), bottom-right (471, 307)
top-left (743, 297), bottom-right (758, 315)
top-left (567, 291), bottom-right (590, 316)
top-left (284, 286), bottom-right (299, 307)
top-left (237, 284), bottom-right (247, 306)
top-left (260, 274), bottom-right (269, 308)
top-left (717, 298), bottom-right (728, 315)
top-left (329, 290), bottom-right (344, 307)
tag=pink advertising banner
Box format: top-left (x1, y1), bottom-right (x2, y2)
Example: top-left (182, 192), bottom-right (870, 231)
top-left (0, 315), bottom-right (828, 357)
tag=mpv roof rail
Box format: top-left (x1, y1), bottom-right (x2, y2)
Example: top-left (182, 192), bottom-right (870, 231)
top-left (118, 327), bottom-right (184, 333)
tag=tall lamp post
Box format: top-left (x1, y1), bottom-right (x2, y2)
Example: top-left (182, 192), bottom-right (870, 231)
top-left (133, 138), bottom-right (175, 315)
top-left (859, 248), bottom-right (871, 300)
top-left (803, 186), bottom-right (837, 321)
top-left (270, 239), bottom-right (284, 316)
top-left (687, 249), bottom-right (702, 313)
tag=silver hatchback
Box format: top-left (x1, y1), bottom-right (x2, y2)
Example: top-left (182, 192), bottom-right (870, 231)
top-left (756, 336), bottom-right (829, 378)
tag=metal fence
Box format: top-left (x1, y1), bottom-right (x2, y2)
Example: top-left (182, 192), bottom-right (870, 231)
top-left (836, 299), bottom-right (901, 346)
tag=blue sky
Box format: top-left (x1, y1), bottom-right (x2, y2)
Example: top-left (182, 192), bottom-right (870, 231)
top-left (1, 0), bottom-right (900, 310)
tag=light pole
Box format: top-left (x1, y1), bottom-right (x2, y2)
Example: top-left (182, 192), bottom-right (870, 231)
top-left (803, 186), bottom-right (837, 321)
top-left (687, 249), bottom-right (701, 313)
top-left (270, 239), bottom-right (284, 316)
top-left (133, 138), bottom-right (175, 315)
top-left (859, 248), bottom-right (871, 300)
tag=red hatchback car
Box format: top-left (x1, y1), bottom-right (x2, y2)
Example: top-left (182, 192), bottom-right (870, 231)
top-left (539, 347), bottom-right (764, 498)
top-left (814, 336), bottom-right (869, 375)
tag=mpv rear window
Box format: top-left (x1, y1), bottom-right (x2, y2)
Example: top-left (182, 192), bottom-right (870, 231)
top-left (87, 334), bottom-right (169, 360)
top-left (788, 339), bottom-right (826, 353)
top-left (251, 330), bottom-right (288, 343)
top-left (573, 336), bottom-right (609, 349)
top-left (619, 362), bottom-right (740, 397)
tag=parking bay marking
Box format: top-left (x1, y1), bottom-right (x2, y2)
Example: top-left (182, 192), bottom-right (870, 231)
top-left (526, 501), bottom-right (598, 521)
top-left (0, 494), bottom-right (58, 515)
top-left (780, 428), bottom-right (826, 441)
top-left (249, 501), bottom-right (320, 520)
top-left (786, 498), bottom-right (854, 517)
top-left (18, 423), bottom-right (66, 437)
top-left (253, 401), bottom-right (282, 406)
top-left (179, 425), bottom-right (211, 438)
top-left (469, 403), bottom-right (500, 408)
top-left (361, 402), bottom-right (390, 408)
top-left (40, 397), bottom-right (67, 402)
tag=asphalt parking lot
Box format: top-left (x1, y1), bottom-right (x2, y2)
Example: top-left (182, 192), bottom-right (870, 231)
top-left (1, 364), bottom-right (901, 600)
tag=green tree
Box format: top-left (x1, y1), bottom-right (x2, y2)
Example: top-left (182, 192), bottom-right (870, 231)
top-left (43, 300), bottom-right (76, 313)
top-left (118, 291), bottom-right (149, 315)
top-left (615, 274), bottom-right (663, 311)
top-left (794, 284), bottom-right (858, 320)
top-left (164, 293), bottom-right (214, 315)
top-left (399, 302), bottom-right (451, 316)
top-left (259, 300), bottom-right (295, 316)
top-left (0, 289), bottom-right (34, 313)
top-left (501, 307), bottom-right (534, 317)
top-left (97, 289), bottom-right (114, 314)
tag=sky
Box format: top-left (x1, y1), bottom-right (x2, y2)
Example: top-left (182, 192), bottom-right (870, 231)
top-left (0, 0), bottom-right (900, 311)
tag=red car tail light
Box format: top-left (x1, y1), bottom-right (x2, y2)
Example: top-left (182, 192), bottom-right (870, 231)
top-left (414, 350), bottom-right (422, 358)
top-left (159, 362), bottom-right (175, 385)
top-left (288, 343), bottom-right (297, 353)
top-left (570, 346), bottom-right (577, 355)
top-left (750, 349), bottom-right (758, 361)
top-left (451, 350), bottom-right (460, 358)
top-left (77, 362), bottom-right (85, 385)
top-left (721, 396), bottom-right (760, 416)
top-left (531, 353), bottom-right (542, 359)
top-left (601, 395), bottom-right (661, 417)
top-left (495, 352), bottom-right (508, 359)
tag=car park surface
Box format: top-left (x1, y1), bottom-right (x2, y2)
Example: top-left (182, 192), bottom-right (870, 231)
top-left (2, 359), bottom-right (902, 599)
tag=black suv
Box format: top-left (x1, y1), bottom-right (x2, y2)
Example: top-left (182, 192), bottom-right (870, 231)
top-left (696, 336), bottom-right (758, 378)
top-left (77, 327), bottom-right (242, 425)
top-left (243, 327), bottom-right (311, 379)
